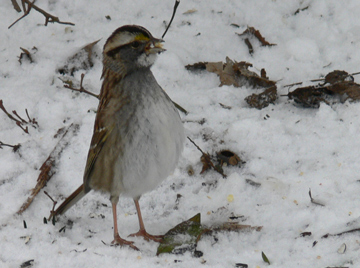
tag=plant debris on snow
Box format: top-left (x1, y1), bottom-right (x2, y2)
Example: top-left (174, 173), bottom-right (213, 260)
top-left (186, 57), bottom-right (278, 109)
top-left (283, 70), bottom-right (360, 108)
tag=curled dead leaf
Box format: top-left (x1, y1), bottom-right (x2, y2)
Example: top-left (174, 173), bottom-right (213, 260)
top-left (245, 85), bottom-right (278, 109)
top-left (186, 57), bottom-right (276, 89)
top-left (57, 39), bottom-right (101, 76)
top-left (324, 70), bottom-right (352, 85)
top-left (327, 81), bottom-right (360, 102)
top-left (285, 86), bottom-right (328, 108)
top-left (217, 150), bottom-right (244, 166)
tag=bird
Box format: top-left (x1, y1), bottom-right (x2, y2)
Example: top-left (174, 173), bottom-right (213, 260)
top-left (50, 25), bottom-right (185, 250)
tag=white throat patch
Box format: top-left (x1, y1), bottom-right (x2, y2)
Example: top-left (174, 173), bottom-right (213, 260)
top-left (137, 53), bottom-right (157, 67)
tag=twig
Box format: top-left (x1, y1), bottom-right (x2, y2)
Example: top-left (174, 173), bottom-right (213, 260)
top-left (8, 0), bottom-right (75, 29)
top-left (0, 99), bottom-right (29, 134)
top-left (187, 136), bottom-right (227, 178)
top-left (17, 123), bottom-right (79, 214)
top-left (8, 0), bottom-right (34, 29)
top-left (237, 26), bottom-right (276, 47)
top-left (283, 71), bottom-right (360, 88)
top-left (322, 228), bottom-right (360, 239)
top-left (26, 109), bottom-right (38, 126)
top-left (244, 38), bottom-right (253, 55)
top-left (18, 47), bottom-right (34, 64)
top-left (0, 100), bottom-right (38, 133)
top-left (44, 191), bottom-right (57, 217)
top-left (11, 0), bottom-right (22, 12)
top-left (0, 141), bottom-right (21, 152)
top-left (162, 0), bottom-right (180, 39)
top-left (0, 100), bottom-right (22, 124)
top-left (63, 73), bottom-right (100, 99)
top-left (283, 82), bottom-right (303, 88)
top-left (308, 188), bottom-right (325, 206)
top-left (294, 6), bottom-right (309, 15)
top-left (13, 110), bottom-right (27, 123)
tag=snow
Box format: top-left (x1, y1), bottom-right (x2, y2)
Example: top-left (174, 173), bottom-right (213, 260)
top-left (1, 0), bottom-right (360, 267)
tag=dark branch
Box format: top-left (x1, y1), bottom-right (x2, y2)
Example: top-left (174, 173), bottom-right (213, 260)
top-left (0, 141), bottom-right (21, 152)
top-left (11, 0), bottom-right (22, 12)
top-left (63, 73), bottom-right (100, 99)
top-left (162, 0), bottom-right (180, 39)
top-left (9, 0), bottom-right (75, 29)
top-left (0, 99), bottom-right (38, 134)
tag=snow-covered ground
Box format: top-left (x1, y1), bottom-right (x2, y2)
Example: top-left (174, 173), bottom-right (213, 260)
top-left (1, 0), bottom-right (360, 267)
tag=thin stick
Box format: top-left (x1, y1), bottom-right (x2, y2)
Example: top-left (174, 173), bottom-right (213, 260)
top-left (284, 71), bottom-right (360, 88)
top-left (187, 136), bottom-right (227, 178)
top-left (8, 0), bottom-right (34, 29)
top-left (12, 110), bottom-right (27, 123)
top-left (17, 124), bottom-right (79, 214)
top-left (308, 189), bottom-right (325, 206)
top-left (283, 82), bottom-right (303, 88)
top-left (0, 100), bottom-right (22, 124)
top-left (9, 0), bottom-right (75, 29)
top-left (0, 141), bottom-right (21, 151)
top-left (63, 73), bottom-right (100, 99)
top-left (162, 0), bottom-right (180, 39)
top-left (322, 228), bottom-right (360, 239)
top-left (44, 191), bottom-right (57, 216)
top-left (11, 0), bottom-right (22, 12)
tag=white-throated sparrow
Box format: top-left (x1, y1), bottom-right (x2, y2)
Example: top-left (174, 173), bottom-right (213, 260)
top-left (51, 25), bottom-right (185, 250)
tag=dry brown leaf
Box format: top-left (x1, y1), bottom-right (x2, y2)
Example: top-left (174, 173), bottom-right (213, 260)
top-left (200, 154), bottom-right (212, 174)
top-left (285, 70), bottom-right (360, 107)
top-left (217, 150), bottom-right (243, 166)
top-left (245, 85), bottom-right (278, 109)
top-left (205, 57), bottom-right (276, 88)
top-left (18, 47), bottom-right (37, 64)
top-left (57, 39), bottom-right (101, 76)
top-left (286, 86), bottom-right (328, 108)
top-left (324, 70), bottom-right (351, 85)
top-left (206, 60), bottom-right (236, 86)
top-left (327, 81), bottom-right (360, 102)
top-left (185, 62), bottom-right (207, 71)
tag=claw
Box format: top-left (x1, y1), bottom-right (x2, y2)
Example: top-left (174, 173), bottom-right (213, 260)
top-left (112, 234), bottom-right (139, 251)
top-left (128, 229), bottom-right (163, 243)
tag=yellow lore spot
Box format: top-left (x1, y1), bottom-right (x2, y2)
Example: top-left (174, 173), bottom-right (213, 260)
top-left (227, 194), bottom-right (234, 203)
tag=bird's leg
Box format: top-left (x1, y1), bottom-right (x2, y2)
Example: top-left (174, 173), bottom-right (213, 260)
top-left (128, 199), bottom-right (163, 242)
top-left (111, 202), bottom-right (139, 250)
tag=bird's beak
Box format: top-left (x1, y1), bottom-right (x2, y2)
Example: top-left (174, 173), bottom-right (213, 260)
top-left (145, 38), bottom-right (166, 55)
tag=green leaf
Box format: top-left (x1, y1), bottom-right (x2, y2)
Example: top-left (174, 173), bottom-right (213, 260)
top-left (262, 251), bottom-right (270, 265)
top-left (156, 213), bottom-right (204, 256)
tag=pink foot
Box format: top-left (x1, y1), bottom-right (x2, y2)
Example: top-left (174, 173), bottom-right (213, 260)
top-left (111, 234), bottom-right (139, 251)
top-left (129, 229), bottom-right (163, 243)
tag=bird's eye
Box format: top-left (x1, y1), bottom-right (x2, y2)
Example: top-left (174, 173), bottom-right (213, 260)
top-left (131, 41), bottom-right (140, 49)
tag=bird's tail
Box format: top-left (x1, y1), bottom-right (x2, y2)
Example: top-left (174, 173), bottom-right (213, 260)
top-left (50, 184), bottom-right (85, 220)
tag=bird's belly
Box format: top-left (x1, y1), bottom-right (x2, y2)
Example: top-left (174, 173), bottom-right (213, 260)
top-left (112, 101), bottom-right (184, 198)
